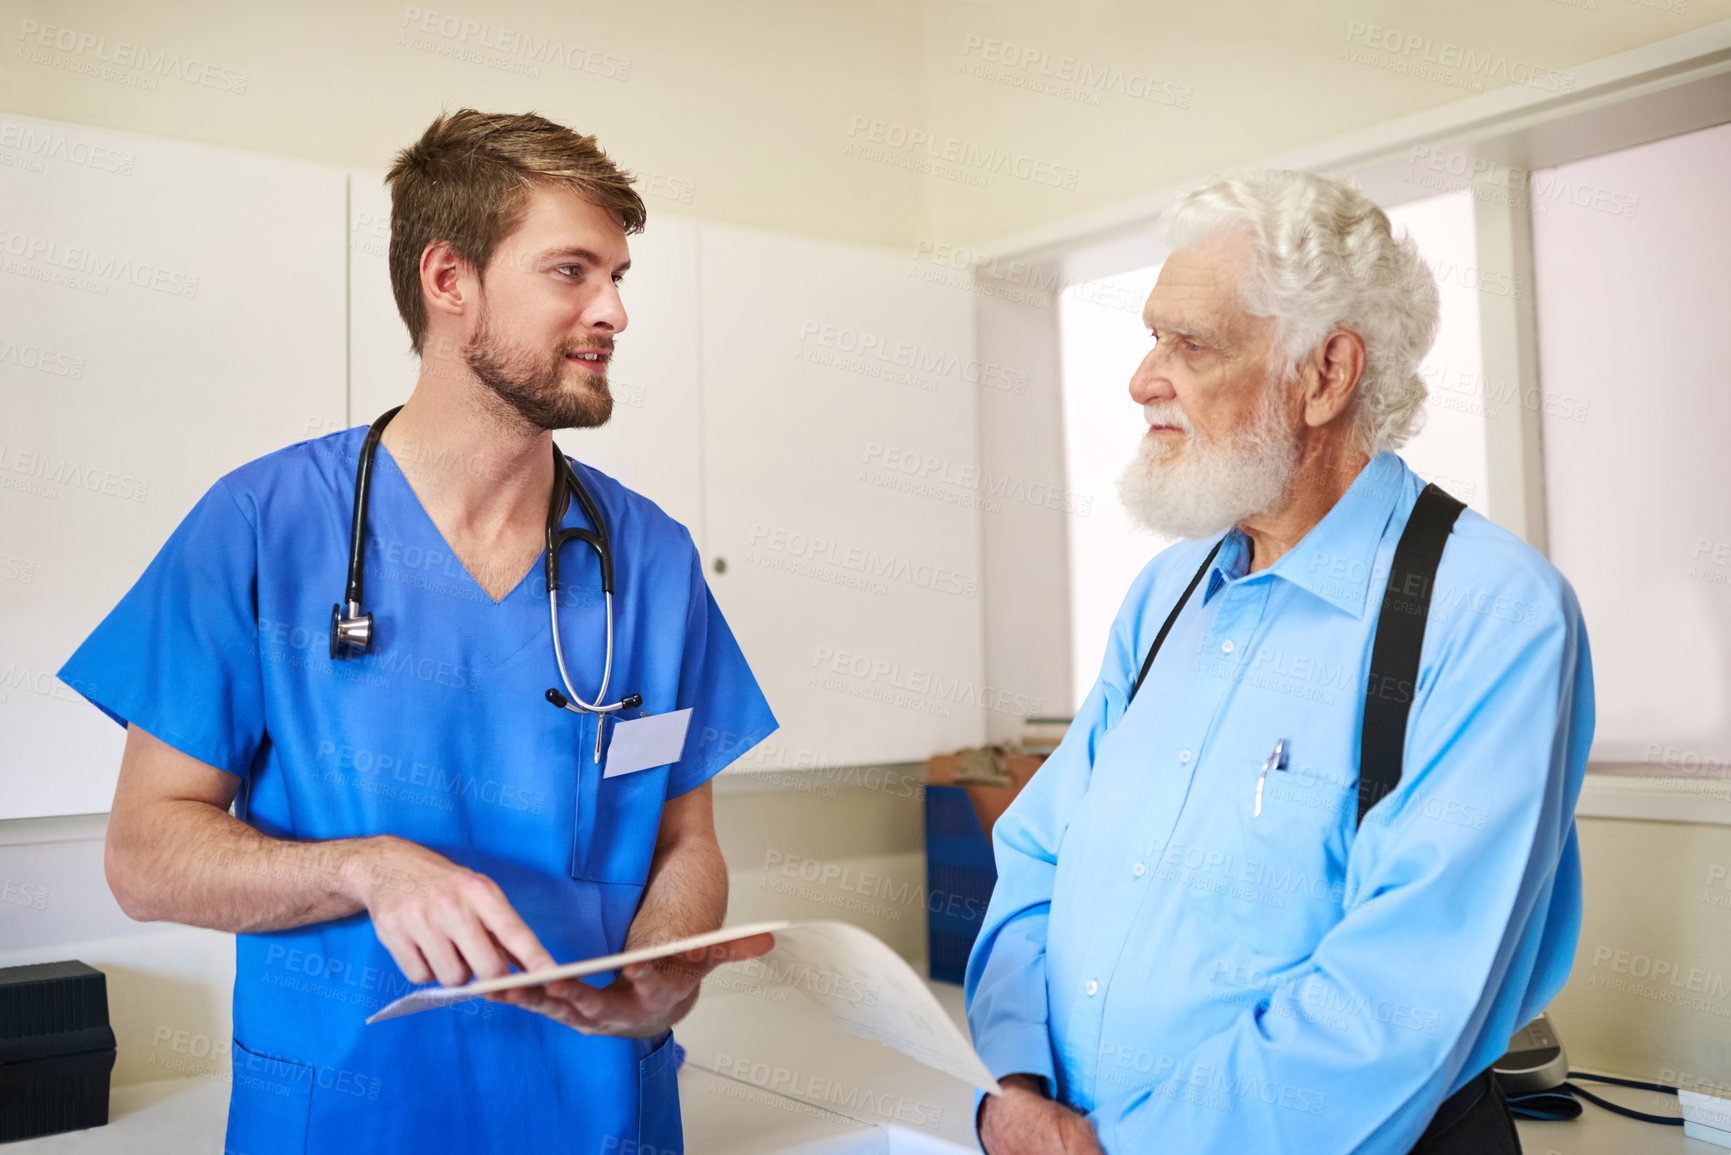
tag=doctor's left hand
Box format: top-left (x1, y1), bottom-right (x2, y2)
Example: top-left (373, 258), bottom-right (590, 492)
top-left (486, 932), bottom-right (776, 1037)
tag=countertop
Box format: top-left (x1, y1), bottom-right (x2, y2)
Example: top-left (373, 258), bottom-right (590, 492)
top-left (2, 981), bottom-right (982, 1155)
top-left (6, 980), bottom-right (1720, 1154)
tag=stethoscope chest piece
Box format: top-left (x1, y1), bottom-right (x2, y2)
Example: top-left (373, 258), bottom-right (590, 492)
top-left (330, 600), bottom-right (374, 659)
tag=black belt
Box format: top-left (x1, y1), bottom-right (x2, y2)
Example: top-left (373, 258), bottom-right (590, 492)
top-left (1408, 1067), bottom-right (1521, 1154)
top-left (1428, 1069), bottom-right (1493, 1136)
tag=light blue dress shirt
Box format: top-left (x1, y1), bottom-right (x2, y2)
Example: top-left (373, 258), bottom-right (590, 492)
top-left (964, 452), bottom-right (1593, 1154)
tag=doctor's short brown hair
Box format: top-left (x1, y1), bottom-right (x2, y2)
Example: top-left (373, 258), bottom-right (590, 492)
top-left (384, 108), bottom-right (647, 356)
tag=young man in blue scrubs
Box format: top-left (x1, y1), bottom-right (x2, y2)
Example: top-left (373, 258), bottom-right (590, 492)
top-left (59, 109), bottom-right (777, 1154)
top-left (967, 172), bottom-right (1593, 1154)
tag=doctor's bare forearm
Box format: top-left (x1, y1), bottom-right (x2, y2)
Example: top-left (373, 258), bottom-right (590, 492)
top-left (104, 725), bottom-right (365, 930)
top-left (109, 725), bottom-right (557, 989)
top-left (622, 780), bottom-right (730, 951)
top-left (113, 809), bottom-right (384, 931)
top-left (107, 724), bottom-right (418, 932)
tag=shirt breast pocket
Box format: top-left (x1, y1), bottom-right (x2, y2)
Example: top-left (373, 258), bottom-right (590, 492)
top-left (569, 731), bottom-right (669, 889)
top-left (1249, 748), bottom-right (1358, 842)
top-left (1211, 732), bottom-right (1358, 952)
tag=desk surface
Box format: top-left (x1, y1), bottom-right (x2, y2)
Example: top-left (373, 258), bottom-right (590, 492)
top-left (1516, 1083), bottom-right (1720, 1155)
top-left (4, 1067), bottom-right (907, 1155)
top-left (6, 982), bottom-right (1719, 1155)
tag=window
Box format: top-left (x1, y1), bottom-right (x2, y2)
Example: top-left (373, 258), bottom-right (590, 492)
top-left (1532, 120), bottom-right (1731, 775)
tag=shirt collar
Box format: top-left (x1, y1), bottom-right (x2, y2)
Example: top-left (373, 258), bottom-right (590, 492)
top-left (1203, 452), bottom-right (1411, 619)
top-left (1201, 530), bottom-right (1250, 604)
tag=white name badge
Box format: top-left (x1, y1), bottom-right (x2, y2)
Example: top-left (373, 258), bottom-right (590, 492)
top-left (603, 708), bottom-right (694, 778)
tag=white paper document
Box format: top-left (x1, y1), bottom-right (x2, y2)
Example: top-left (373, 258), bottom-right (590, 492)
top-left (365, 919), bottom-right (1000, 1095)
top-left (604, 707), bottom-right (694, 778)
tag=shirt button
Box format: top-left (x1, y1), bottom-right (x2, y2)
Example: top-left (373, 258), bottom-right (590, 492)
top-left (1178, 749), bottom-right (1193, 763)
top-left (1220, 639), bottom-right (1236, 654)
top-left (1086, 980), bottom-right (1099, 996)
top-left (1132, 862), bottom-right (1146, 877)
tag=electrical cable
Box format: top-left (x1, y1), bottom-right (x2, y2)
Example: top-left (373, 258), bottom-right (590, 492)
top-left (1507, 1071), bottom-right (1684, 1127)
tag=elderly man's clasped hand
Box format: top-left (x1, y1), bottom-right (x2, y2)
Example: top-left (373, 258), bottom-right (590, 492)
top-left (980, 1075), bottom-right (1105, 1155)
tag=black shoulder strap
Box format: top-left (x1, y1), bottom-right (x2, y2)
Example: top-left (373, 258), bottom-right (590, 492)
top-left (1357, 483), bottom-right (1466, 827)
top-left (1128, 538), bottom-right (1223, 704)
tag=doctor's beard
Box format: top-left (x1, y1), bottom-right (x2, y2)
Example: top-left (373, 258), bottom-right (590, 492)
top-left (464, 302), bottom-right (614, 432)
top-left (1115, 380), bottom-right (1302, 540)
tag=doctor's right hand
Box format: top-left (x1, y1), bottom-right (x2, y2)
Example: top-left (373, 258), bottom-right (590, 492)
top-left (344, 835), bottom-right (558, 987)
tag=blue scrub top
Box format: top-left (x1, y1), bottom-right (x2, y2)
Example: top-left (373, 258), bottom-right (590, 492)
top-left (60, 427), bottom-right (778, 1155)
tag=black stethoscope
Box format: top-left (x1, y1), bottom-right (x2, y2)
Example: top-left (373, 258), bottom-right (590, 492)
top-left (329, 406), bottom-right (641, 759)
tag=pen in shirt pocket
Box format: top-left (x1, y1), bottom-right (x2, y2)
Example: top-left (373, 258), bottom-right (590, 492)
top-left (1253, 738), bottom-right (1289, 818)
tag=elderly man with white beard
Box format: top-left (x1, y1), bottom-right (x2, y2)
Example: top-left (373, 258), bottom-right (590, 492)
top-left (965, 170), bottom-right (1593, 1155)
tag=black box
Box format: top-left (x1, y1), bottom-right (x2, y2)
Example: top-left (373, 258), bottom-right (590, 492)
top-left (0, 961), bottom-right (117, 1143)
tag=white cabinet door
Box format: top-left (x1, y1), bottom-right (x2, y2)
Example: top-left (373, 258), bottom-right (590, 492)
top-left (347, 175), bottom-right (704, 535)
top-left (0, 114), bottom-right (347, 819)
top-left (558, 214), bottom-right (704, 537)
top-left (699, 224), bottom-right (990, 770)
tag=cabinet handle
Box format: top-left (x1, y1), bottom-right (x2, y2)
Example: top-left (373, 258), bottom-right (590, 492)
top-left (713, 557), bottom-right (728, 575)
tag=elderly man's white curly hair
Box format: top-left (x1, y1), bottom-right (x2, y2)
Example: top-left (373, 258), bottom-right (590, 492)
top-left (1162, 170), bottom-right (1440, 456)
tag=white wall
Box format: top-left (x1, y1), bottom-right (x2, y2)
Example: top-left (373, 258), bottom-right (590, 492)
top-left (913, 0), bottom-right (1731, 247)
top-left (0, 0), bottom-right (929, 249)
top-left (1547, 814), bottom-right (1731, 1096)
top-left (5, 1), bottom-right (1727, 253)
top-left (974, 270), bottom-right (1075, 742)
